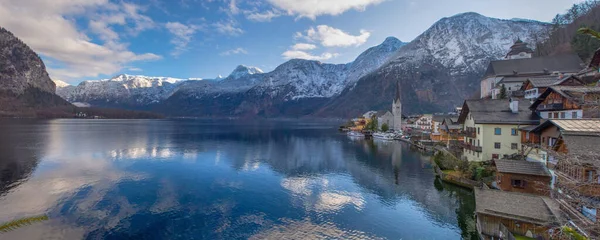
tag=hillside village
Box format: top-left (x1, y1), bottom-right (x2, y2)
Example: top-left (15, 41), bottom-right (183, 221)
top-left (342, 38), bottom-right (600, 239)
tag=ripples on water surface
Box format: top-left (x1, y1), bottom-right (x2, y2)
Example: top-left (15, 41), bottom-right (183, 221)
top-left (0, 119), bottom-right (477, 239)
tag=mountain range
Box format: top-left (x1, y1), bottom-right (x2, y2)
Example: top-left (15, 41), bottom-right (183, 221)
top-left (5, 12), bottom-right (550, 118)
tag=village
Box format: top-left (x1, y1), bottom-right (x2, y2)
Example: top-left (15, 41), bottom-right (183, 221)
top-left (340, 39), bottom-right (600, 239)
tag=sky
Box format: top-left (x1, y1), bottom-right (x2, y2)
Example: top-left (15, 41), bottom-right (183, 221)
top-left (0, 0), bottom-right (585, 84)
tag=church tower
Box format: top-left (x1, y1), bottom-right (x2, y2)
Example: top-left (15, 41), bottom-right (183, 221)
top-left (505, 38), bottom-right (534, 60)
top-left (392, 81), bottom-right (402, 131)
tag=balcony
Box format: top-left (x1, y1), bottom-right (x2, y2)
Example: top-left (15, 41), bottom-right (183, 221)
top-left (459, 129), bottom-right (476, 138)
top-left (537, 103), bottom-right (565, 111)
top-left (460, 142), bottom-right (482, 152)
top-left (555, 171), bottom-right (600, 197)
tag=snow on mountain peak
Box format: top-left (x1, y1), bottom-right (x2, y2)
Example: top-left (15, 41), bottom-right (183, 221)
top-left (227, 65), bottom-right (264, 79)
top-left (53, 79), bottom-right (71, 88)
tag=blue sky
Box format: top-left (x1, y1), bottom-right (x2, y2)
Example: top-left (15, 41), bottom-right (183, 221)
top-left (0, 0), bottom-right (584, 83)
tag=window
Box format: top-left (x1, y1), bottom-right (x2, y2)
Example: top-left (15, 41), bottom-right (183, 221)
top-left (511, 143), bottom-right (518, 150)
top-left (477, 152), bottom-right (479, 158)
top-left (511, 179), bottom-right (527, 188)
top-left (492, 154), bottom-right (499, 159)
top-left (494, 128), bottom-right (501, 135)
top-left (477, 140), bottom-right (480, 147)
top-left (511, 128), bottom-right (518, 136)
top-left (561, 112), bottom-right (566, 119)
top-left (572, 111), bottom-right (578, 119)
top-left (549, 137), bottom-right (557, 147)
top-left (477, 127), bottom-right (480, 134)
top-left (554, 112), bottom-right (559, 119)
top-left (495, 142), bottom-right (501, 149)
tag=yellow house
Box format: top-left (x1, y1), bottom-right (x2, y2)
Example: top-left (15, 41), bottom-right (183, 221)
top-left (457, 99), bottom-right (540, 162)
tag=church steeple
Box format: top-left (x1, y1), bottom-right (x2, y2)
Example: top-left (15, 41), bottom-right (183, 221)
top-left (394, 81), bottom-right (401, 104)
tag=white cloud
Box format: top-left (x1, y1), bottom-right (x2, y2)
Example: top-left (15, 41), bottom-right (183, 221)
top-left (282, 50), bottom-right (338, 61)
top-left (128, 67), bottom-right (143, 72)
top-left (229, 0), bottom-right (239, 14)
top-left (166, 22), bottom-right (201, 56)
top-left (291, 43), bottom-right (317, 50)
top-left (246, 10), bottom-right (281, 22)
top-left (297, 25), bottom-right (371, 47)
top-left (0, 0), bottom-right (161, 81)
top-left (220, 47), bottom-right (248, 56)
top-left (267, 0), bottom-right (385, 19)
top-left (213, 20), bottom-right (244, 36)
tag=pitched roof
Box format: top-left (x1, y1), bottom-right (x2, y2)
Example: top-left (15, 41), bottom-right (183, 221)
top-left (525, 76), bottom-right (564, 88)
top-left (561, 134), bottom-right (600, 159)
top-left (475, 188), bottom-right (563, 225)
top-left (485, 54), bottom-right (584, 77)
top-left (530, 86), bottom-right (600, 111)
top-left (531, 119), bottom-right (600, 134)
top-left (494, 160), bottom-right (550, 176)
top-left (458, 99), bottom-right (540, 125)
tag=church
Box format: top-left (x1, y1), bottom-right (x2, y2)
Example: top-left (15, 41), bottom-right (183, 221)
top-left (377, 82), bottom-right (402, 131)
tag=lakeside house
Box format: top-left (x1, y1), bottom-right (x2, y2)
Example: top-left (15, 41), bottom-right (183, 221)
top-left (479, 39), bottom-right (583, 99)
top-left (493, 159), bottom-right (552, 196)
top-left (475, 188), bottom-right (564, 240)
top-left (457, 99), bottom-right (539, 162)
top-left (526, 119), bottom-right (600, 230)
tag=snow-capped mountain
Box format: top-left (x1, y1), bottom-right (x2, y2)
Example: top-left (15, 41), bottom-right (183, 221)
top-left (386, 12), bottom-right (547, 75)
top-left (56, 74), bottom-right (190, 108)
top-left (317, 12), bottom-right (549, 117)
top-left (227, 65), bottom-right (263, 80)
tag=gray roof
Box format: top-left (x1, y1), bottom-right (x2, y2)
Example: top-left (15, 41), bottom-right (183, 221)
top-left (494, 160), bottom-right (551, 176)
top-left (561, 134), bottom-right (600, 160)
top-left (549, 86), bottom-right (600, 104)
top-left (506, 39), bottom-right (534, 57)
top-left (526, 76), bottom-right (564, 87)
top-left (475, 188), bottom-right (563, 225)
top-left (485, 54), bottom-right (583, 77)
top-left (459, 99), bottom-right (540, 125)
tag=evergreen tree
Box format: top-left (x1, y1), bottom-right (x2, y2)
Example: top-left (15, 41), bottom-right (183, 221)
top-left (381, 123), bottom-right (389, 132)
top-left (499, 84), bottom-right (507, 99)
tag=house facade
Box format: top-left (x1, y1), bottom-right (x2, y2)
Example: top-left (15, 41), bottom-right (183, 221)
top-left (458, 99), bottom-right (539, 162)
top-left (530, 86), bottom-right (600, 120)
top-left (494, 159), bottom-right (552, 196)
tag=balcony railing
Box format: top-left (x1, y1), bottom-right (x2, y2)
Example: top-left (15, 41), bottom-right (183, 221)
top-left (460, 142), bottom-right (482, 152)
top-left (538, 103), bottom-right (565, 111)
top-left (555, 171), bottom-right (600, 197)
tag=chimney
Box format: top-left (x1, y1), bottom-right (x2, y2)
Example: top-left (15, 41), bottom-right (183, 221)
top-left (510, 100), bottom-right (519, 113)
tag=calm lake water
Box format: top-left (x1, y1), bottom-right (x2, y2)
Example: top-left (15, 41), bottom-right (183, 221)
top-left (0, 119), bottom-right (477, 239)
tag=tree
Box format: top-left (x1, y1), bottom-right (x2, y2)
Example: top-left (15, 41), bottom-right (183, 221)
top-left (498, 84), bottom-right (507, 99)
top-left (381, 123), bottom-right (389, 132)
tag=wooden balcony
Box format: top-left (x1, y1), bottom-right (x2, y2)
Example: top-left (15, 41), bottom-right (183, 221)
top-left (555, 171), bottom-right (600, 197)
top-left (461, 142), bottom-right (482, 152)
top-left (537, 103), bottom-right (565, 111)
top-left (459, 128), bottom-right (477, 138)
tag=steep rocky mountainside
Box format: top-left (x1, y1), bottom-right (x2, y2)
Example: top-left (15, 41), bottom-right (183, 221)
top-left (0, 27), bottom-right (71, 116)
top-left (0, 27), bottom-right (56, 94)
top-left (316, 12), bottom-right (549, 117)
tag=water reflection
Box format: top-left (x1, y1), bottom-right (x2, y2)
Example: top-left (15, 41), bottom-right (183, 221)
top-left (0, 119), bottom-right (476, 239)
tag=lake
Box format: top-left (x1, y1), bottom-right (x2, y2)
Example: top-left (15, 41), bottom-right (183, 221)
top-left (0, 119), bottom-right (477, 239)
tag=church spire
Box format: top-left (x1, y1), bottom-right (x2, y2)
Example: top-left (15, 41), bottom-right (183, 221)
top-left (395, 81), bottom-right (401, 103)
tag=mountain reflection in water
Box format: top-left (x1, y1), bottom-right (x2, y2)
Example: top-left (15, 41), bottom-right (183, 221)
top-left (0, 119), bottom-right (477, 239)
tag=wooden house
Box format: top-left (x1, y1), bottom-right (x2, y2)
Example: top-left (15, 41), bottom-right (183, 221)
top-left (522, 75), bottom-right (585, 100)
top-left (494, 159), bottom-right (551, 196)
top-left (475, 188), bottom-right (564, 240)
top-left (529, 119), bottom-right (600, 231)
top-left (529, 86), bottom-right (600, 119)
